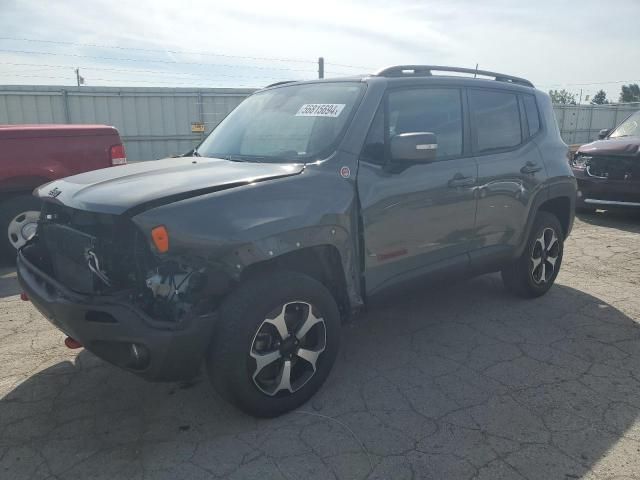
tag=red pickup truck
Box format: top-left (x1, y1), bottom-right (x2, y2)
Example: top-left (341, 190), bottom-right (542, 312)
top-left (0, 124), bottom-right (126, 254)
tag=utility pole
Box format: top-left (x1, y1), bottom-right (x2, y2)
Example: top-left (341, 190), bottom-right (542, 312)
top-left (318, 57), bottom-right (324, 79)
top-left (75, 67), bottom-right (84, 87)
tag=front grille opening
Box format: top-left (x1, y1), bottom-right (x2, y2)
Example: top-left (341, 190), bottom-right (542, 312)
top-left (587, 156), bottom-right (639, 181)
top-left (85, 310), bottom-right (117, 324)
top-left (31, 203), bottom-right (156, 295)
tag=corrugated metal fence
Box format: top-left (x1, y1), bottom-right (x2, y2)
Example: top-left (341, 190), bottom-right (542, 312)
top-left (1, 85), bottom-right (639, 160)
top-left (554, 102), bottom-right (640, 145)
top-left (0, 85), bottom-right (255, 161)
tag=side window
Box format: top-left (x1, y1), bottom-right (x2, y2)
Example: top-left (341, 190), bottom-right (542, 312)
top-left (469, 90), bottom-right (521, 153)
top-left (523, 95), bottom-right (541, 137)
top-left (360, 105), bottom-right (385, 165)
top-left (388, 88), bottom-right (463, 159)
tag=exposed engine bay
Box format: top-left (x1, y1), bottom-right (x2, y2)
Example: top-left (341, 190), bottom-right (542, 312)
top-left (22, 203), bottom-right (221, 323)
top-left (139, 262), bottom-right (209, 322)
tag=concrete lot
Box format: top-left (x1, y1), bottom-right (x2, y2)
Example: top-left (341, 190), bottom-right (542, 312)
top-left (1, 212), bottom-right (640, 480)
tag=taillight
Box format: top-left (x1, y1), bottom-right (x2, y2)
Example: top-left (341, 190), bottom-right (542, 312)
top-left (110, 144), bottom-right (127, 166)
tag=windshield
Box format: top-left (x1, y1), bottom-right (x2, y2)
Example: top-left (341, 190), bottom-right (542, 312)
top-left (609, 111), bottom-right (640, 138)
top-left (197, 82), bottom-right (364, 163)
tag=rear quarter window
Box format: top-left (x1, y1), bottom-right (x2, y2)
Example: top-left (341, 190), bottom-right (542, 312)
top-left (523, 95), bottom-right (541, 137)
top-left (469, 89), bottom-right (522, 153)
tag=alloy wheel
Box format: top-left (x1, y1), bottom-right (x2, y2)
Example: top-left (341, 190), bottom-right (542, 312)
top-left (530, 227), bottom-right (560, 284)
top-left (249, 301), bottom-right (326, 396)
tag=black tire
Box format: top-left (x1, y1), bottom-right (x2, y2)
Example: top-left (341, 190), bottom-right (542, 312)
top-left (0, 195), bottom-right (41, 256)
top-left (501, 211), bottom-right (564, 298)
top-left (207, 271), bottom-right (341, 417)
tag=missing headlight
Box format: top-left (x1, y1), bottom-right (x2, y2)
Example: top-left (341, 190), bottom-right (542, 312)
top-left (142, 263), bottom-right (209, 322)
top-left (571, 155), bottom-right (591, 170)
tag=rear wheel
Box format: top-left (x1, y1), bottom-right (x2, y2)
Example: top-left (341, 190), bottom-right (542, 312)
top-left (0, 195), bottom-right (41, 255)
top-left (207, 271), bottom-right (340, 417)
top-left (502, 211), bottom-right (564, 298)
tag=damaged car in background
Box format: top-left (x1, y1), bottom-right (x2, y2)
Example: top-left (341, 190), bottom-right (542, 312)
top-left (18, 66), bottom-right (576, 417)
top-left (571, 110), bottom-right (640, 212)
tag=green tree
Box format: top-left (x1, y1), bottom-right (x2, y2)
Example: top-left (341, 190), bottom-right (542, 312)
top-left (590, 89), bottom-right (608, 105)
top-left (549, 89), bottom-right (577, 105)
top-left (619, 84), bottom-right (640, 103)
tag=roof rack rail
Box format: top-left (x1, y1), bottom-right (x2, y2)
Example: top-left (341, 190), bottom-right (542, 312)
top-left (264, 80), bottom-right (298, 88)
top-left (375, 65), bottom-right (534, 88)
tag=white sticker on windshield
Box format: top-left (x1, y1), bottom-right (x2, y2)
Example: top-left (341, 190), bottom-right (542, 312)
top-left (296, 103), bottom-right (346, 117)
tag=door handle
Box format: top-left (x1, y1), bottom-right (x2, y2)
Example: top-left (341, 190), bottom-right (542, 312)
top-left (448, 174), bottom-right (476, 188)
top-left (520, 161), bottom-right (542, 174)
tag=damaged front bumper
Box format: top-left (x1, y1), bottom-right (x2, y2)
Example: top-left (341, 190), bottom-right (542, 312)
top-left (17, 250), bottom-right (216, 381)
top-left (575, 173), bottom-right (640, 209)
top-left (573, 155), bottom-right (640, 209)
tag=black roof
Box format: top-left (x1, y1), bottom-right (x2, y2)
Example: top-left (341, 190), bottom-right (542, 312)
top-left (261, 65), bottom-right (535, 92)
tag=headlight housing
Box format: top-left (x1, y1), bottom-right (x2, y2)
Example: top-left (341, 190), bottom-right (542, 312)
top-left (570, 155), bottom-right (591, 170)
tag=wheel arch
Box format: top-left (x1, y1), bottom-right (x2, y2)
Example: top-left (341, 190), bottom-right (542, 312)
top-left (538, 196), bottom-right (572, 237)
top-left (0, 176), bottom-right (52, 199)
top-left (515, 186), bottom-right (575, 258)
top-left (240, 244), bottom-right (352, 320)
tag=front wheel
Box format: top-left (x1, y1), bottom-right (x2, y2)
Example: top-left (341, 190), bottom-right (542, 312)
top-left (207, 271), bottom-right (341, 417)
top-left (502, 211), bottom-right (564, 298)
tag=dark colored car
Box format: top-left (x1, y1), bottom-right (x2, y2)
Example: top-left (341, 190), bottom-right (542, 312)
top-left (17, 66), bottom-right (576, 417)
top-left (0, 124), bottom-right (126, 254)
top-left (571, 110), bottom-right (640, 211)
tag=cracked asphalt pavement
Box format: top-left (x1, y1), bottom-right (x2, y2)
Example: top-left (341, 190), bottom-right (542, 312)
top-left (2, 211), bottom-right (640, 479)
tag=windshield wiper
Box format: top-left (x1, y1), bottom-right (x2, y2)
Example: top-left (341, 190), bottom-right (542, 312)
top-left (224, 155), bottom-right (265, 163)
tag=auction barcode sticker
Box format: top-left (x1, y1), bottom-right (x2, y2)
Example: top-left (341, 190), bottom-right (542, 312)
top-left (295, 104), bottom-right (346, 117)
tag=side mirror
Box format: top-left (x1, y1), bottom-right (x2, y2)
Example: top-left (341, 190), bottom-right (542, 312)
top-left (598, 128), bottom-right (611, 140)
top-left (390, 132), bottom-right (438, 164)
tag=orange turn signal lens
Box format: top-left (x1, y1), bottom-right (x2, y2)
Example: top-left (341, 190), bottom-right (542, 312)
top-left (151, 225), bottom-right (169, 253)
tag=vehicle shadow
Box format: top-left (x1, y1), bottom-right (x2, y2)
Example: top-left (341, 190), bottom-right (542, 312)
top-left (577, 209), bottom-right (640, 234)
top-left (0, 255), bottom-right (20, 298)
top-left (1, 275), bottom-right (639, 479)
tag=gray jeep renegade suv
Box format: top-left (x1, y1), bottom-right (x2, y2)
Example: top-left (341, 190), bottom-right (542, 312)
top-left (18, 65), bottom-right (576, 417)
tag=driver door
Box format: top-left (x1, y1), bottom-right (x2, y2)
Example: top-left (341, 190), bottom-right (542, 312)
top-left (357, 87), bottom-right (478, 295)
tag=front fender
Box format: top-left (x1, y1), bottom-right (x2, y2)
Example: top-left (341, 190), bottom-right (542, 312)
top-left (131, 162), bottom-right (363, 307)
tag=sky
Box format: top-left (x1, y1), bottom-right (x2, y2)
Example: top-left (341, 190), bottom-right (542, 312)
top-left (1, 0), bottom-right (639, 102)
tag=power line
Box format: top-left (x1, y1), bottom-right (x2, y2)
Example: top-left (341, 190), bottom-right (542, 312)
top-left (540, 79), bottom-right (640, 88)
top-left (0, 73), bottom-right (267, 87)
top-left (0, 36), bottom-right (317, 65)
top-left (0, 37), bottom-right (373, 76)
top-left (325, 62), bottom-right (375, 71)
top-left (0, 48), bottom-right (318, 73)
top-left (0, 62), bottom-right (306, 81)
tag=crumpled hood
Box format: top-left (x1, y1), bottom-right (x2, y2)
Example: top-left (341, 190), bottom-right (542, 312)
top-left (577, 137), bottom-right (640, 157)
top-left (36, 156), bottom-right (304, 215)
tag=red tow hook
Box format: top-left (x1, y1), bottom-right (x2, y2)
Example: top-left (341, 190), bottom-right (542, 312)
top-left (20, 292), bottom-right (29, 301)
top-left (64, 337), bottom-right (83, 349)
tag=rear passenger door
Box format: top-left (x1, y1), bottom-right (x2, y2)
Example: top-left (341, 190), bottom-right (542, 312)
top-left (469, 88), bottom-right (545, 262)
top-left (357, 87), bottom-right (478, 295)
